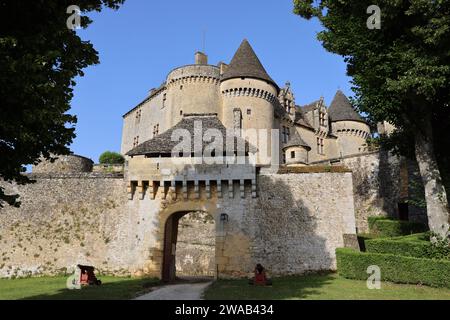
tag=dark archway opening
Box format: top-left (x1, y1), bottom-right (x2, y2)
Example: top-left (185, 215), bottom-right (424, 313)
top-left (162, 211), bottom-right (215, 283)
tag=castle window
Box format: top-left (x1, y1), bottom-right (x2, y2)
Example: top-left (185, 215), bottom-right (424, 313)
top-left (163, 93), bottom-right (167, 107)
top-left (286, 127), bottom-right (290, 141)
top-left (317, 137), bottom-right (324, 154)
top-left (282, 154), bottom-right (286, 164)
top-left (180, 110), bottom-right (183, 116)
top-left (133, 136), bottom-right (140, 148)
top-left (282, 126), bottom-right (288, 143)
top-left (153, 124), bottom-right (160, 137)
top-left (247, 109), bottom-right (251, 115)
top-left (291, 151), bottom-right (295, 159)
top-left (317, 138), bottom-right (324, 154)
top-left (180, 85), bottom-right (183, 90)
top-left (319, 112), bottom-right (326, 126)
top-left (135, 109), bottom-right (142, 125)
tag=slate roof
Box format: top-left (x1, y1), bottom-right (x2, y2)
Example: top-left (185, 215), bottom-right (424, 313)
top-left (294, 107), bottom-right (313, 129)
top-left (328, 90), bottom-right (366, 123)
top-left (282, 130), bottom-right (311, 151)
top-left (126, 114), bottom-right (257, 156)
top-left (301, 100), bottom-right (320, 113)
top-left (221, 39), bottom-right (279, 91)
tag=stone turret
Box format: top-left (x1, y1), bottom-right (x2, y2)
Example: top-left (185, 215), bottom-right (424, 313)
top-left (32, 154), bottom-right (93, 174)
top-left (329, 90), bottom-right (370, 157)
top-left (283, 131), bottom-right (311, 166)
top-left (165, 52), bottom-right (222, 126)
top-left (220, 39), bottom-right (279, 166)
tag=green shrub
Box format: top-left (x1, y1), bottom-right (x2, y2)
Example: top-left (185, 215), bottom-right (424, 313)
top-left (99, 151), bottom-right (125, 164)
top-left (366, 232), bottom-right (449, 260)
top-left (367, 216), bottom-right (427, 237)
top-left (366, 237), bottom-right (429, 259)
top-left (336, 248), bottom-right (450, 288)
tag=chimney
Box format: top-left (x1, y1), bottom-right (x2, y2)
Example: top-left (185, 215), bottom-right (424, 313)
top-left (195, 52), bottom-right (208, 65)
top-left (218, 61), bottom-right (228, 75)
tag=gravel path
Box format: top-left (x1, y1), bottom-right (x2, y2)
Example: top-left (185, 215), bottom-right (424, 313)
top-left (134, 281), bottom-right (212, 300)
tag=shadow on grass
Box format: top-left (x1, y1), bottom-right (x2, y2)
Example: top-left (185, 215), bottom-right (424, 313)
top-left (19, 277), bottom-right (162, 300)
top-left (205, 272), bottom-right (335, 300)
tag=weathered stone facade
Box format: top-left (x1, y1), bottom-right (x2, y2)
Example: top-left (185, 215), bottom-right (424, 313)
top-left (0, 171), bottom-right (356, 279)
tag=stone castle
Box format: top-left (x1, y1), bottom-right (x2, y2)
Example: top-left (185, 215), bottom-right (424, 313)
top-left (121, 39), bottom-right (371, 167)
top-left (0, 40), bottom-right (423, 281)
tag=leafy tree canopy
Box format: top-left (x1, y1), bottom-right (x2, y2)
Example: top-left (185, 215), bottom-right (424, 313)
top-left (293, 0), bottom-right (450, 237)
top-left (0, 0), bottom-right (125, 207)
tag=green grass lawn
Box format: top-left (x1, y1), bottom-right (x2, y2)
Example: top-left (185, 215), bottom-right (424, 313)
top-left (0, 275), bottom-right (161, 300)
top-left (205, 273), bottom-right (450, 300)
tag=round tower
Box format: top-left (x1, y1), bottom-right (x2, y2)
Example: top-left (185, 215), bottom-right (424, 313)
top-left (329, 90), bottom-right (371, 157)
top-left (283, 131), bottom-right (311, 166)
top-left (220, 39), bottom-right (279, 166)
top-left (166, 52), bottom-right (222, 126)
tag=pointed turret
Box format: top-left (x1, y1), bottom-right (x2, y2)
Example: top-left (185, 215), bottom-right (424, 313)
top-left (328, 90), bottom-right (366, 123)
top-left (283, 130), bottom-right (311, 151)
top-left (221, 39), bottom-right (278, 91)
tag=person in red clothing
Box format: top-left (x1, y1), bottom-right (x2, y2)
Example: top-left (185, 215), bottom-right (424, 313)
top-left (249, 264), bottom-right (272, 286)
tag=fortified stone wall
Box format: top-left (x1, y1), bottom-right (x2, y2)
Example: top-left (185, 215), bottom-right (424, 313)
top-left (247, 173), bottom-right (356, 275)
top-left (0, 171), bottom-right (357, 279)
top-left (313, 150), bottom-right (402, 233)
top-left (0, 173), bottom-right (134, 278)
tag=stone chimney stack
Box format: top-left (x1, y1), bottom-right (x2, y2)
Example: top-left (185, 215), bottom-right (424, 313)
top-left (218, 61), bottom-right (228, 75)
top-left (195, 51), bottom-right (208, 65)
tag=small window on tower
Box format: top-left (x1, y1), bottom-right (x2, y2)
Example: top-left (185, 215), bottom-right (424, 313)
top-left (180, 110), bottom-right (183, 116)
top-left (180, 85), bottom-right (183, 90)
top-left (291, 151), bottom-right (295, 159)
top-left (247, 109), bottom-right (251, 115)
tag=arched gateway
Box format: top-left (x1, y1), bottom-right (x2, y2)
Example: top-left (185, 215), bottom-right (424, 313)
top-left (159, 203), bottom-right (218, 282)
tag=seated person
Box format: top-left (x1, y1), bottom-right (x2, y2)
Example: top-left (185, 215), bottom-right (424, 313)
top-left (80, 270), bottom-right (89, 284)
top-left (249, 264), bottom-right (272, 286)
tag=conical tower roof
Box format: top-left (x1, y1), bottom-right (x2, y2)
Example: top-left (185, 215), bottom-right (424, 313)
top-left (328, 90), bottom-right (366, 123)
top-left (221, 39), bottom-right (278, 90)
top-left (282, 130), bottom-right (311, 151)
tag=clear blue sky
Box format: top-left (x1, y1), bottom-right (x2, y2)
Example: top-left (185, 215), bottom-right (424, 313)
top-left (70, 0), bottom-right (352, 162)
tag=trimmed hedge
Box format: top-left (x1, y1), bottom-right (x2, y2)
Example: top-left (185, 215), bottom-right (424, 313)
top-left (366, 234), bottom-right (450, 260)
top-left (367, 216), bottom-right (427, 237)
top-left (336, 248), bottom-right (450, 288)
top-left (365, 237), bottom-right (431, 259)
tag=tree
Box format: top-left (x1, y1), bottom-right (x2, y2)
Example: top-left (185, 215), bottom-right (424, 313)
top-left (99, 151), bottom-right (125, 165)
top-left (0, 0), bottom-right (125, 207)
top-left (293, 0), bottom-right (450, 238)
